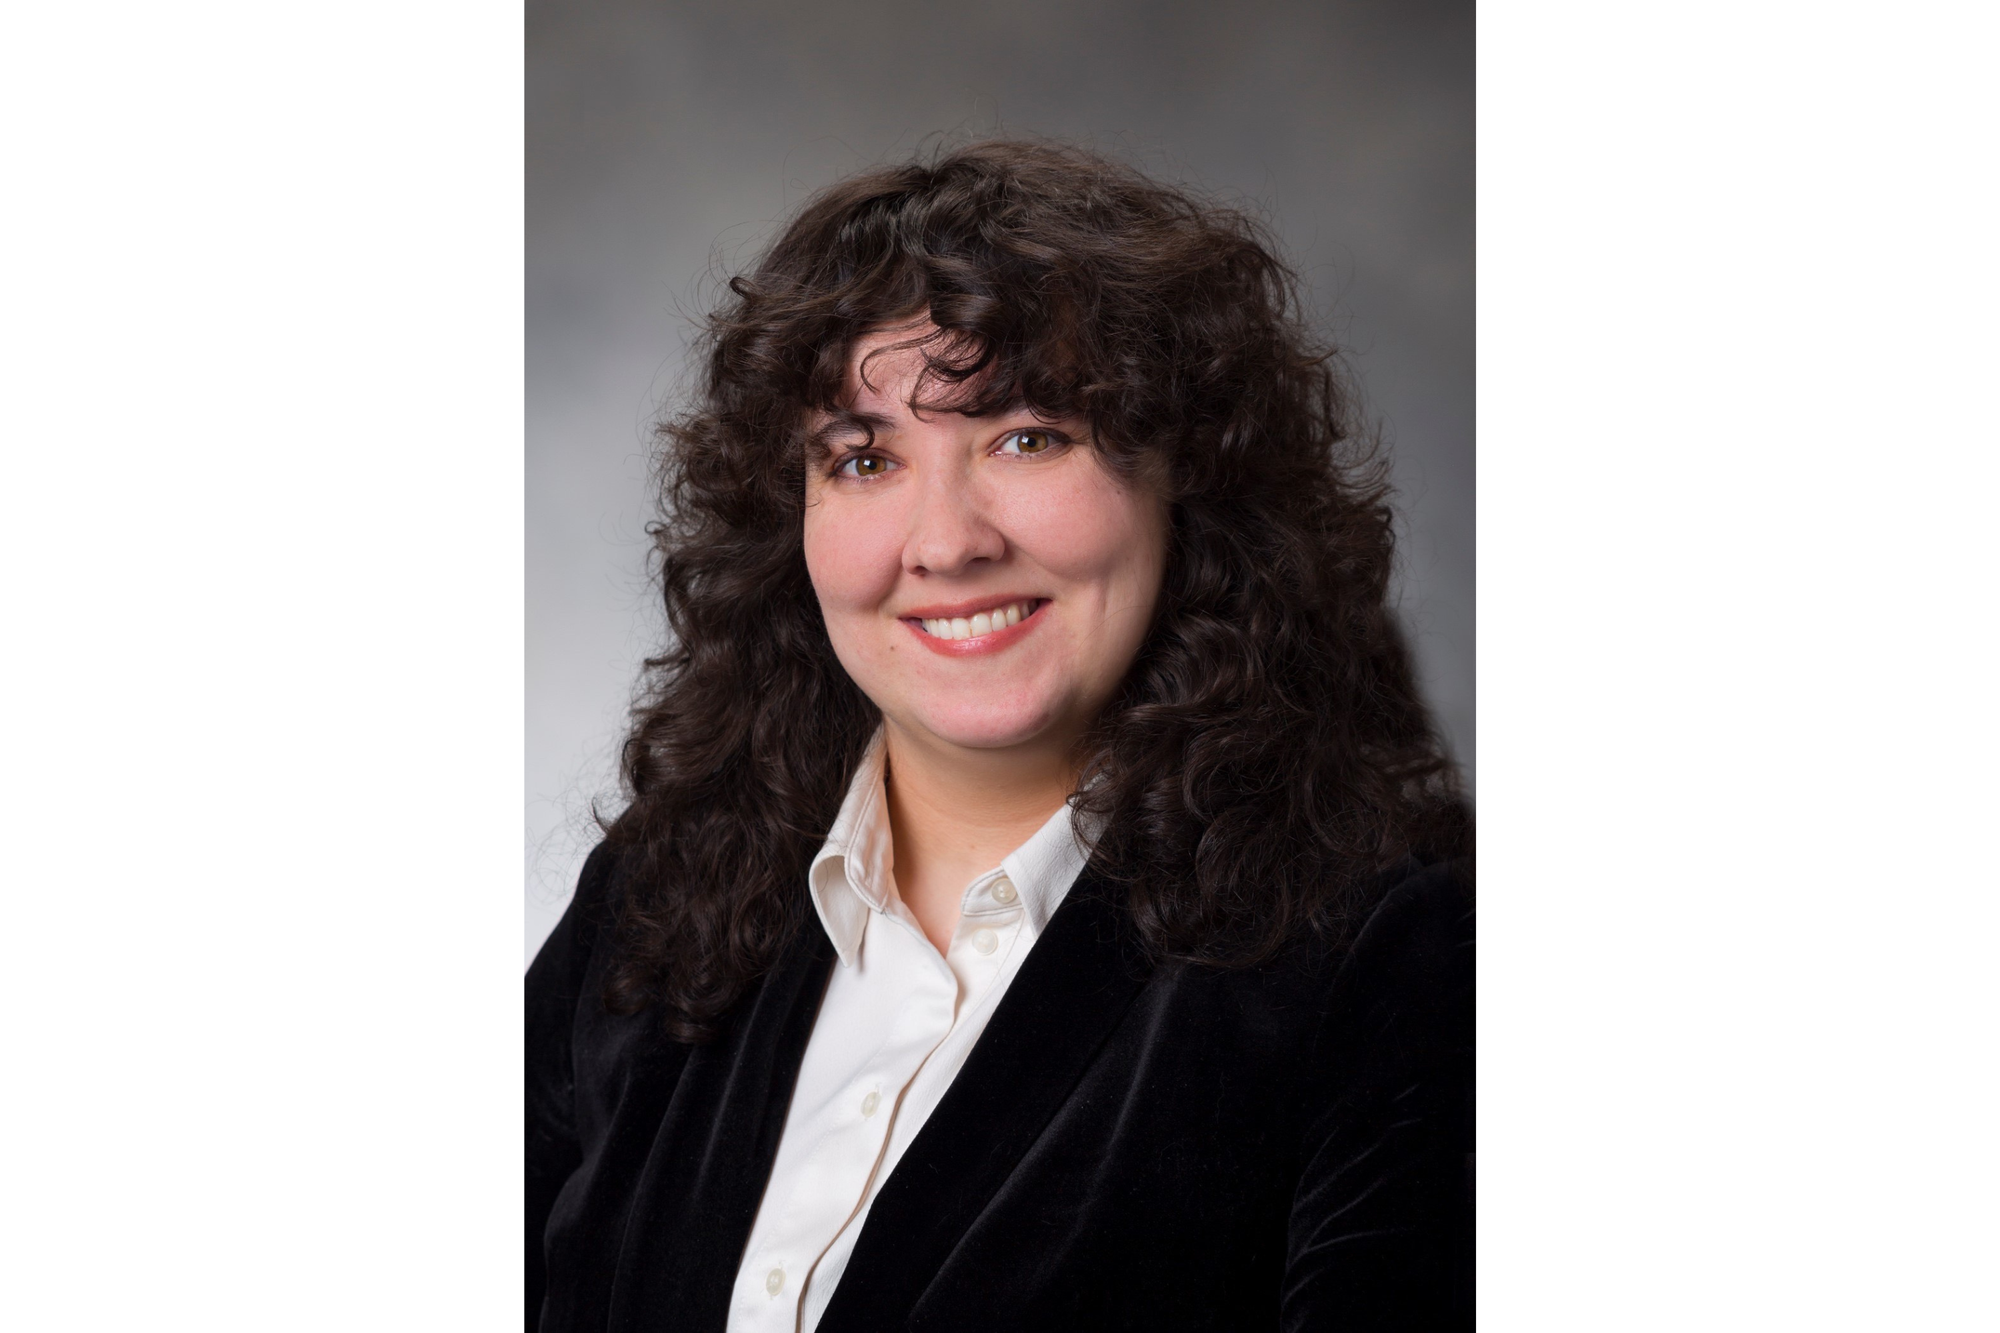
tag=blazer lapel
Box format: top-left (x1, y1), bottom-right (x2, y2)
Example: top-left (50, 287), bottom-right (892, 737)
top-left (605, 918), bottom-right (836, 1332)
top-left (816, 864), bottom-right (1154, 1330)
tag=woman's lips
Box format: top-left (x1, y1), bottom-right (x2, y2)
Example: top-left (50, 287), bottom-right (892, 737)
top-left (901, 597), bottom-right (1048, 656)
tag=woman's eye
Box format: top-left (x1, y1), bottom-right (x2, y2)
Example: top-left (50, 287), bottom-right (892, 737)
top-left (996, 429), bottom-right (1060, 456)
top-left (834, 454), bottom-right (895, 478)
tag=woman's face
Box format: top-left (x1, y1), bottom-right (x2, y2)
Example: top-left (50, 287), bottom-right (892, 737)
top-left (803, 324), bottom-right (1169, 760)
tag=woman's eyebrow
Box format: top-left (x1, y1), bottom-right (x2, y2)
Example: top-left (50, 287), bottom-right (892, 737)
top-left (809, 414), bottom-right (895, 454)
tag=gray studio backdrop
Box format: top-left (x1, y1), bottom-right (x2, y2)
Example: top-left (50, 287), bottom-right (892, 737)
top-left (527, 0), bottom-right (1473, 961)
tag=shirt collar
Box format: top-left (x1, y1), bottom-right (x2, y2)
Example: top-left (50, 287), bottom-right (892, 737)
top-left (807, 728), bottom-right (1093, 967)
top-left (998, 792), bottom-right (1092, 937)
top-left (808, 731), bottom-right (894, 966)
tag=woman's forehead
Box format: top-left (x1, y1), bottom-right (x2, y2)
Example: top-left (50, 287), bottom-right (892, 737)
top-left (841, 320), bottom-right (1000, 418)
top-left (846, 329), bottom-right (934, 405)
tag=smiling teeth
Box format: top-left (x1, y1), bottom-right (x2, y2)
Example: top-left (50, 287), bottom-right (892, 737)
top-left (921, 600), bottom-right (1032, 640)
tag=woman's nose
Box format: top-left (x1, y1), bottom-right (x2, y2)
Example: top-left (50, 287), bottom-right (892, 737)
top-left (903, 470), bottom-right (1005, 576)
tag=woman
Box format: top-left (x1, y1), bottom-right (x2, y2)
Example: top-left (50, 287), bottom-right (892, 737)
top-left (527, 141), bottom-right (1472, 1332)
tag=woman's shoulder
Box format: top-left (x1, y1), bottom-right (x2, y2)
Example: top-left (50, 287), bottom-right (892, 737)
top-left (527, 838), bottom-right (630, 998)
top-left (1144, 856), bottom-right (1471, 1063)
top-left (1125, 854), bottom-right (1471, 1063)
top-left (1284, 854), bottom-right (1472, 1083)
top-left (1338, 855), bottom-right (1474, 985)
top-left (1198, 854), bottom-right (1469, 996)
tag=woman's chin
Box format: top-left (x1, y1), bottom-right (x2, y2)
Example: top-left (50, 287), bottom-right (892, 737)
top-left (896, 704), bottom-right (1068, 754)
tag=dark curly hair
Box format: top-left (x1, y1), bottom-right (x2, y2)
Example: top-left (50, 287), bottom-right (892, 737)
top-left (602, 140), bottom-right (1468, 1041)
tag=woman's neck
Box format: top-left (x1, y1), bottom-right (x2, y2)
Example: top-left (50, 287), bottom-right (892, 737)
top-left (881, 721), bottom-right (1074, 955)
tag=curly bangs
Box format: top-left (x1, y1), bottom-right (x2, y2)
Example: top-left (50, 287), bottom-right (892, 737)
top-left (604, 140), bottom-right (1468, 1041)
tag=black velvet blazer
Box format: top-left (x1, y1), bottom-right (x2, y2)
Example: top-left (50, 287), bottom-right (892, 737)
top-left (527, 844), bottom-right (1473, 1332)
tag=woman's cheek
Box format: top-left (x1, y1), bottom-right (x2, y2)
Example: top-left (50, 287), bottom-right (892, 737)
top-left (1014, 468), bottom-right (1160, 583)
top-left (803, 497), bottom-right (904, 627)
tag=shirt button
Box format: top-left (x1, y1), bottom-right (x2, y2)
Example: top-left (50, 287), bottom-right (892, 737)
top-left (991, 878), bottom-right (1017, 905)
top-left (972, 927), bottom-right (998, 955)
top-left (765, 1267), bottom-right (785, 1296)
top-left (860, 1089), bottom-right (880, 1117)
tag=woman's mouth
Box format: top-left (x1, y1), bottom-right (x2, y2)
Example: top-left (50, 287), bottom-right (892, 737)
top-left (912, 598), bottom-right (1043, 641)
top-left (900, 598), bottom-right (1049, 656)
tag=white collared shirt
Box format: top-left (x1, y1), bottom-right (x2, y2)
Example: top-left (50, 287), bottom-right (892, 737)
top-left (725, 731), bottom-right (1090, 1333)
